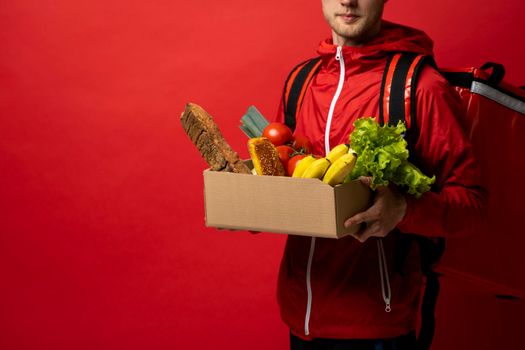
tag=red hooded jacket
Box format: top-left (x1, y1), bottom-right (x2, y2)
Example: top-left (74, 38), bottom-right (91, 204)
top-left (274, 21), bottom-right (486, 340)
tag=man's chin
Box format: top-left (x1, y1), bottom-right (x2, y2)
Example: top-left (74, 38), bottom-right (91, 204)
top-left (335, 21), bottom-right (364, 35)
top-left (337, 28), bottom-right (363, 41)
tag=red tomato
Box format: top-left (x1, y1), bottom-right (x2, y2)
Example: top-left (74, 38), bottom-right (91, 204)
top-left (276, 145), bottom-right (295, 170)
top-left (262, 122), bottom-right (293, 146)
top-left (292, 133), bottom-right (313, 154)
top-left (286, 154), bottom-right (306, 177)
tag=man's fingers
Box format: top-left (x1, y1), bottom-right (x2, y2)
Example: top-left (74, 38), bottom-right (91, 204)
top-left (345, 212), bottom-right (367, 228)
top-left (358, 176), bottom-right (372, 187)
top-left (217, 227), bottom-right (261, 234)
top-left (350, 225), bottom-right (366, 242)
top-left (352, 233), bottom-right (368, 243)
top-left (351, 222), bottom-right (380, 243)
top-left (344, 206), bottom-right (377, 228)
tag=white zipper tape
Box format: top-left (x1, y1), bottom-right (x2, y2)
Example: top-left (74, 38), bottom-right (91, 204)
top-left (324, 46), bottom-right (345, 154)
top-left (304, 46), bottom-right (346, 336)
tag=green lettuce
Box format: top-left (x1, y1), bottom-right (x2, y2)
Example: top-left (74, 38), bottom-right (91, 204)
top-left (344, 117), bottom-right (435, 198)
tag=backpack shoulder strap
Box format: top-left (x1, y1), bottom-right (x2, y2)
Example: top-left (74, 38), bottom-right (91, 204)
top-left (416, 236), bottom-right (446, 350)
top-left (384, 52), bottom-right (444, 350)
top-left (379, 52), bottom-right (433, 131)
top-left (282, 57), bottom-right (323, 132)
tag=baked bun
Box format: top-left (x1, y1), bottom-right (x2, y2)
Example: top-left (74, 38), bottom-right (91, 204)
top-left (248, 137), bottom-right (285, 176)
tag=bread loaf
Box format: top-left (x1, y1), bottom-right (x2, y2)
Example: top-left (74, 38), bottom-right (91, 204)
top-left (180, 103), bottom-right (251, 174)
top-left (248, 137), bottom-right (285, 176)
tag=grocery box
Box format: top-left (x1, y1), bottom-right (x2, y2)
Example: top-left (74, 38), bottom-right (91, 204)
top-left (203, 161), bottom-right (372, 238)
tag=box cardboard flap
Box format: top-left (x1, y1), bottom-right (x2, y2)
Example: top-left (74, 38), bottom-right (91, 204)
top-left (334, 181), bottom-right (372, 238)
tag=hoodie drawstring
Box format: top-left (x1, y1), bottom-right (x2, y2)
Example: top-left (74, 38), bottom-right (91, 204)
top-left (377, 239), bottom-right (392, 312)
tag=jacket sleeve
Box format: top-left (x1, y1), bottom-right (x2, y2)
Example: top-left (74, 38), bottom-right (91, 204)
top-left (396, 65), bottom-right (487, 238)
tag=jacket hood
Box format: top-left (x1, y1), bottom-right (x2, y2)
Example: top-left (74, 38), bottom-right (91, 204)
top-left (317, 20), bottom-right (434, 61)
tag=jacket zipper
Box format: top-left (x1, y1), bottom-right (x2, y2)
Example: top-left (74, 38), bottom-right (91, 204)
top-left (324, 46), bottom-right (345, 154)
top-left (304, 46), bottom-right (345, 337)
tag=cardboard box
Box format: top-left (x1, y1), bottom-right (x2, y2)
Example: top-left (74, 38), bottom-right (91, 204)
top-left (203, 162), bottom-right (372, 238)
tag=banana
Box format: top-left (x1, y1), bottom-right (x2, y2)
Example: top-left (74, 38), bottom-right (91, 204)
top-left (302, 157), bottom-right (331, 179)
top-left (322, 152), bottom-right (357, 186)
top-left (326, 143), bottom-right (349, 163)
top-left (292, 155), bottom-right (317, 178)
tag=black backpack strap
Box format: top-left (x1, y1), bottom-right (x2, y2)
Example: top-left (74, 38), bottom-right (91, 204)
top-left (417, 237), bottom-right (446, 350)
top-left (383, 52), bottom-right (444, 350)
top-left (379, 52), bottom-right (433, 131)
top-left (282, 57), bottom-right (323, 132)
top-left (378, 53), bottom-right (400, 126)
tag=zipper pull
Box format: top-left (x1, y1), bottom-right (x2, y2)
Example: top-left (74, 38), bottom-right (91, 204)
top-left (335, 46), bottom-right (342, 61)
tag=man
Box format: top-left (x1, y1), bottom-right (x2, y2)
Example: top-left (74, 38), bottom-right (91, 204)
top-left (274, 0), bottom-right (486, 349)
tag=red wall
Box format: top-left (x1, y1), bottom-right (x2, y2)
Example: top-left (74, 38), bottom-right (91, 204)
top-left (1, 1), bottom-right (524, 349)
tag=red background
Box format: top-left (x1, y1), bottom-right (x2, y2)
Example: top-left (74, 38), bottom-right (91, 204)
top-left (1, 1), bottom-right (524, 349)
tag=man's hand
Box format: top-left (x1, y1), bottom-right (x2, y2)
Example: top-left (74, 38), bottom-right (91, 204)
top-left (344, 177), bottom-right (407, 243)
